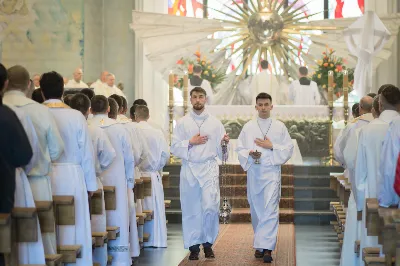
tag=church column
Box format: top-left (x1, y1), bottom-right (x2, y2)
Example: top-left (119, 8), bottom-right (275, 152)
top-left (365, 0), bottom-right (398, 91)
top-left (133, 0), bottom-right (168, 130)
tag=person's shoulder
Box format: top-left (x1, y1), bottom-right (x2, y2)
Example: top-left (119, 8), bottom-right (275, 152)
top-left (272, 118), bottom-right (285, 127)
top-left (242, 119), bottom-right (256, 129)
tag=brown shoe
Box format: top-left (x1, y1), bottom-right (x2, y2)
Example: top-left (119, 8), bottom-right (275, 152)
top-left (263, 250), bottom-right (273, 263)
top-left (189, 251), bottom-right (199, 260)
top-left (254, 250), bottom-right (264, 258)
top-left (204, 247), bottom-right (215, 258)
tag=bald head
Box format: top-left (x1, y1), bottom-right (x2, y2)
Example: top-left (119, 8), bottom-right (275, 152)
top-left (7, 65), bottom-right (30, 92)
top-left (359, 96), bottom-right (373, 115)
top-left (32, 74), bottom-right (40, 87)
top-left (106, 73), bottom-right (115, 87)
top-left (100, 71), bottom-right (109, 83)
top-left (135, 105), bottom-right (150, 122)
top-left (73, 68), bottom-right (83, 82)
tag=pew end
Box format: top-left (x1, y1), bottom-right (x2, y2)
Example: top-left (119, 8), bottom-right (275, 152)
top-left (91, 189), bottom-right (103, 215)
top-left (106, 226), bottom-right (120, 240)
top-left (57, 245), bottom-right (82, 263)
top-left (53, 196), bottom-right (75, 226)
top-left (92, 232), bottom-right (108, 247)
top-left (12, 207), bottom-right (38, 242)
top-left (0, 213), bottom-right (12, 253)
top-left (103, 186), bottom-right (116, 211)
top-left (45, 254), bottom-right (63, 266)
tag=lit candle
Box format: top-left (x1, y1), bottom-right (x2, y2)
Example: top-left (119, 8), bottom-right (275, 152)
top-left (343, 70), bottom-right (348, 107)
top-left (183, 72), bottom-right (188, 101)
top-left (169, 71), bottom-right (174, 105)
top-left (328, 70), bottom-right (334, 107)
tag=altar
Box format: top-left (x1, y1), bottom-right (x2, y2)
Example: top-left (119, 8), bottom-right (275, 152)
top-left (165, 105), bottom-right (348, 165)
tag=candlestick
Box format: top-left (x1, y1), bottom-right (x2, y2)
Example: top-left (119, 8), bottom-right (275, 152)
top-left (343, 70), bottom-right (349, 125)
top-left (328, 71), bottom-right (334, 108)
top-left (169, 72), bottom-right (174, 105)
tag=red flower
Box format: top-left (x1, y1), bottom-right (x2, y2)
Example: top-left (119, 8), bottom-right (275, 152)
top-left (195, 51), bottom-right (201, 58)
top-left (336, 65), bottom-right (343, 72)
top-left (177, 59), bottom-right (184, 65)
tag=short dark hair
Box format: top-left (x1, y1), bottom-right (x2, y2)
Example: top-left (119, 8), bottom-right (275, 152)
top-left (256, 92), bottom-right (272, 103)
top-left (378, 84), bottom-right (391, 95)
top-left (69, 93), bottom-right (90, 116)
top-left (40, 71), bottom-right (64, 99)
top-left (80, 88), bottom-right (95, 99)
top-left (63, 94), bottom-right (74, 106)
top-left (133, 99), bottom-right (147, 106)
top-left (0, 63), bottom-right (7, 91)
top-left (299, 66), bottom-right (308, 76)
top-left (121, 96), bottom-right (127, 112)
top-left (108, 98), bottom-right (118, 119)
top-left (135, 105), bottom-right (149, 120)
top-left (31, 88), bottom-right (44, 103)
top-left (373, 95), bottom-right (381, 116)
top-left (381, 84), bottom-right (400, 105)
top-left (190, 87), bottom-right (207, 96)
top-left (260, 60), bottom-right (269, 70)
top-left (91, 95), bottom-right (109, 113)
top-left (193, 64), bottom-right (202, 73)
top-left (109, 94), bottom-right (122, 110)
top-left (367, 92), bottom-right (377, 98)
top-left (352, 103), bottom-right (360, 117)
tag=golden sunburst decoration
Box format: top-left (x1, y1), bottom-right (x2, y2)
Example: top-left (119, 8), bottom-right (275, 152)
top-left (208, 0), bottom-right (342, 81)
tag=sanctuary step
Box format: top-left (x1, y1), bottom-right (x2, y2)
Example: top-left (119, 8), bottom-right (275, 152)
top-left (164, 164), bottom-right (342, 225)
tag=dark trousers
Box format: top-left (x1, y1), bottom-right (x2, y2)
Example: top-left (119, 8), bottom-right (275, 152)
top-left (189, 242), bottom-right (212, 252)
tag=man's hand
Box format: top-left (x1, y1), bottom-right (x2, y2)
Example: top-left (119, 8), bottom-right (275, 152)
top-left (221, 133), bottom-right (230, 145)
top-left (255, 137), bottom-right (273, 150)
top-left (249, 150), bottom-right (261, 160)
top-left (189, 134), bottom-right (208, 145)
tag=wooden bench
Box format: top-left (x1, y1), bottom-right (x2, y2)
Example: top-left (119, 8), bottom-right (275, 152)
top-left (35, 201), bottom-right (55, 233)
top-left (0, 213), bottom-right (12, 253)
top-left (106, 226), bottom-right (120, 240)
top-left (57, 245), bottom-right (82, 263)
top-left (164, 200), bottom-right (171, 209)
top-left (45, 254), bottom-right (63, 266)
top-left (135, 179), bottom-right (144, 200)
top-left (141, 176), bottom-right (152, 197)
top-left (103, 186), bottom-right (116, 211)
top-left (91, 189), bottom-right (103, 215)
top-left (53, 196), bottom-right (75, 225)
top-left (136, 213), bottom-right (147, 226)
top-left (92, 231), bottom-right (108, 247)
top-left (12, 207), bottom-right (38, 242)
top-left (143, 233), bottom-right (150, 243)
top-left (143, 210), bottom-right (153, 221)
top-left (162, 172), bottom-right (170, 188)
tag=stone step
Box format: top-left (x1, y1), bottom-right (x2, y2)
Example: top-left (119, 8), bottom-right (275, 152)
top-left (294, 198), bottom-right (339, 211)
top-left (294, 187), bottom-right (337, 198)
top-left (294, 210), bottom-right (336, 225)
top-left (294, 175), bottom-right (331, 187)
top-left (164, 164), bottom-right (296, 175)
top-left (165, 196), bottom-right (294, 209)
top-left (166, 208), bottom-right (294, 224)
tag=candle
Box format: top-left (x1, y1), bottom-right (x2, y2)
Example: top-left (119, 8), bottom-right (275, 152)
top-left (343, 70), bottom-right (348, 107)
top-left (328, 71), bottom-right (333, 107)
top-left (168, 72), bottom-right (174, 105)
top-left (183, 73), bottom-right (188, 101)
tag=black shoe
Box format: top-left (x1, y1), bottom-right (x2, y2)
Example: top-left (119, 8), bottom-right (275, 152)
top-left (254, 250), bottom-right (264, 258)
top-left (189, 251), bottom-right (199, 260)
top-left (204, 247), bottom-right (215, 258)
top-left (263, 250), bottom-right (273, 263)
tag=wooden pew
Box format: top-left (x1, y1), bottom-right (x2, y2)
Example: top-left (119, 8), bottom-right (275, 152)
top-left (90, 189), bottom-right (103, 215)
top-left (92, 231), bottom-right (108, 247)
top-left (106, 226), bottom-right (120, 240)
top-left (141, 176), bottom-right (152, 197)
top-left (12, 207), bottom-right (38, 242)
top-left (35, 201), bottom-right (55, 233)
top-left (162, 172), bottom-right (170, 188)
top-left (53, 196), bottom-right (75, 225)
top-left (103, 186), bottom-right (116, 211)
top-left (45, 254), bottom-right (63, 266)
top-left (0, 213), bottom-right (12, 254)
top-left (57, 245), bottom-right (82, 263)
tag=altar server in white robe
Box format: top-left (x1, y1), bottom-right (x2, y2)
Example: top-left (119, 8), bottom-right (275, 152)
top-left (91, 71), bottom-right (109, 91)
top-left (339, 96), bottom-right (374, 266)
top-left (3, 65), bottom-right (64, 255)
top-left (379, 87), bottom-right (400, 208)
top-left (65, 68), bottom-right (89, 89)
top-left (355, 88), bottom-right (400, 265)
top-left (69, 93), bottom-right (117, 266)
top-left (250, 60), bottom-right (280, 106)
top-left (236, 92), bottom-right (293, 263)
top-left (89, 95), bottom-right (134, 265)
top-left (171, 87), bottom-right (230, 260)
top-left (289, 66), bottom-right (321, 105)
top-left (135, 105), bottom-right (169, 248)
top-left (188, 65), bottom-right (214, 104)
top-left (112, 94), bottom-right (145, 257)
top-left (40, 71), bottom-right (97, 266)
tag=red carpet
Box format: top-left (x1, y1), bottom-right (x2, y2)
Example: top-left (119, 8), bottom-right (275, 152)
top-left (178, 223), bottom-right (296, 266)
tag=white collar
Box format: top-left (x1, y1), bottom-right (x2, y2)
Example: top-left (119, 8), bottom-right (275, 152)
top-left (3, 90), bottom-right (35, 107)
top-left (89, 114), bottom-right (117, 128)
top-left (379, 110), bottom-right (399, 123)
top-left (190, 109), bottom-right (209, 120)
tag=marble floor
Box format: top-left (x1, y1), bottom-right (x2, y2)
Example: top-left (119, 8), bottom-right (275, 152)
top-left (134, 224), bottom-right (340, 266)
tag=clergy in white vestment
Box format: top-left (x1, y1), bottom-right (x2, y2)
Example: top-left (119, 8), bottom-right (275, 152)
top-left (41, 72), bottom-right (97, 266)
top-left (32, 73), bottom-right (40, 89)
top-left (379, 86), bottom-right (400, 209)
top-left (187, 65), bottom-right (214, 105)
top-left (94, 73), bottom-right (126, 99)
top-left (171, 87), bottom-right (230, 260)
top-left (250, 60), bottom-right (280, 106)
top-left (89, 95), bottom-right (135, 265)
top-left (69, 93), bottom-right (117, 266)
top-left (65, 68), bottom-right (89, 89)
top-left (354, 89), bottom-right (400, 265)
top-left (116, 96), bottom-right (148, 257)
top-left (3, 65), bottom-right (64, 255)
top-left (91, 71), bottom-right (109, 92)
top-left (288, 66), bottom-right (321, 105)
top-left (339, 96), bottom-right (374, 266)
top-left (5, 103), bottom-right (46, 265)
top-left (135, 105), bottom-right (169, 248)
top-left (236, 92), bottom-right (293, 263)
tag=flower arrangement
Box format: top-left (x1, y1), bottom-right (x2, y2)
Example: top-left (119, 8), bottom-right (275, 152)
top-left (311, 48), bottom-right (354, 96)
top-left (175, 50), bottom-right (226, 89)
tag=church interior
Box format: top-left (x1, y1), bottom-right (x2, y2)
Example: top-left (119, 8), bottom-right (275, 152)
top-left (0, 0), bottom-right (400, 265)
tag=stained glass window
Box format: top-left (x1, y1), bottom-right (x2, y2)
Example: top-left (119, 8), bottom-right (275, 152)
top-left (328, 0), bottom-right (364, 19)
top-left (168, 0), bottom-right (204, 18)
